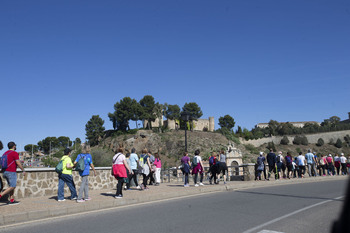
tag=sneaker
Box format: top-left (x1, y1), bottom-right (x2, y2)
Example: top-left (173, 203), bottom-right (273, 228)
top-left (72, 197), bottom-right (77, 200)
top-left (136, 185), bottom-right (141, 190)
top-left (8, 200), bottom-right (20, 205)
top-left (85, 197), bottom-right (92, 201)
top-left (58, 199), bottom-right (66, 202)
top-left (184, 184), bottom-right (190, 187)
top-left (77, 199), bottom-right (85, 203)
top-left (115, 195), bottom-right (123, 199)
top-left (195, 184), bottom-right (199, 187)
top-left (199, 183), bottom-right (204, 186)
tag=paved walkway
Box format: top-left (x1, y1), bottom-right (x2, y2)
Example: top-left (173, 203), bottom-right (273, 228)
top-left (0, 175), bottom-right (348, 226)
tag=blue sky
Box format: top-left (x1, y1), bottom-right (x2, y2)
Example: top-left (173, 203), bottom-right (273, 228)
top-left (1, 0), bottom-right (349, 151)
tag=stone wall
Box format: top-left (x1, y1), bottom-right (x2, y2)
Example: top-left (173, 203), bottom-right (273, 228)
top-left (2, 164), bottom-right (254, 199)
top-left (240, 130), bottom-right (350, 147)
top-left (3, 168), bottom-right (117, 199)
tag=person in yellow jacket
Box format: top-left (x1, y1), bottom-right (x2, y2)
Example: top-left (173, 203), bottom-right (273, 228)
top-left (57, 148), bottom-right (77, 201)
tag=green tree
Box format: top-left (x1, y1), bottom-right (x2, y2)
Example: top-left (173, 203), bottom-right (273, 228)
top-left (165, 104), bottom-right (180, 120)
top-left (38, 137), bottom-right (59, 154)
top-left (268, 120), bottom-right (280, 136)
top-left (182, 102), bottom-right (203, 131)
top-left (266, 142), bottom-right (276, 152)
top-left (344, 135), bottom-right (350, 147)
top-left (140, 95), bottom-right (157, 129)
top-left (24, 144), bottom-right (38, 153)
top-left (75, 138), bottom-right (81, 144)
top-left (85, 115), bottom-right (105, 146)
top-left (316, 138), bottom-right (324, 147)
top-left (130, 101), bottom-right (144, 129)
top-left (301, 135), bottom-right (309, 145)
top-left (280, 136), bottom-right (289, 145)
top-left (277, 122), bottom-right (295, 135)
top-left (58, 136), bottom-right (71, 148)
top-left (236, 126), bottom-right (243, 136)
top-left (293, 135), bottom-right (302, 145)
top-left (108, 97), bottom-right (141, 131)
top-left (335, 138), bottom-right (343, 148)
top-left (218, 115), bottom-right (235, 130)
top-left (242, 128), bottom-right (253, 140)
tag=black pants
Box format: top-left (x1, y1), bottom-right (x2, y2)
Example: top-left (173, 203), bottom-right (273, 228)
top-left (268, 165), bottom-right (276, 179)
top-left (194, 173), bottom-right (203, 184)
top-left (341, 163), bottom-right (348, 175)
top-left (116, 178), bottom-right (124, 196)
top-left (142, 174), bottom-right (150, 188)
top-left (299, 166), bottom-right (306, 177)
top-left (127, 169), bottom-right (139, 188)
top-left (149, 171), bottom-right (155, 185)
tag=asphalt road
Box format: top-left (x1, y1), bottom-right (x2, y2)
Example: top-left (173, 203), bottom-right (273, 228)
top-left (0, 178), bottom-right (348, 233)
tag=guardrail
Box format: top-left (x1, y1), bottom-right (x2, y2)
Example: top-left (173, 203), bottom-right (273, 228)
top-left (160, 165), bottom-right (255, 183)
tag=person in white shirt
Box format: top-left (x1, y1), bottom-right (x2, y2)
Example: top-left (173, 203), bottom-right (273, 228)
top-left (297, 152), bottom-right (306, 178)
top-left (340, 153), bottom-right (348, 175)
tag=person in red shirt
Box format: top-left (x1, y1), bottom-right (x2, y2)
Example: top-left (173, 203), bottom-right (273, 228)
top-left (0, 142), bottom-right (26, 205)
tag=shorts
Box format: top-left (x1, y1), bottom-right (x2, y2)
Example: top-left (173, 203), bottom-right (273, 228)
top-left (3, 171), bottom-right (17, 188)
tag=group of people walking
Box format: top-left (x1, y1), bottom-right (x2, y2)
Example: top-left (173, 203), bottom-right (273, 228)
top-left (180, 149), bottom-right (228, 187)
top-left (255, 148), bottom-right (350, 181)
top-left (111, 148), bottom-right (162, 198)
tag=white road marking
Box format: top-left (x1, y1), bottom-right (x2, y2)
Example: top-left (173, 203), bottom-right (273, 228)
top-left (242, 196), bottom-right (344, 233)
top-left (258, 230), bottom-right (284, 233)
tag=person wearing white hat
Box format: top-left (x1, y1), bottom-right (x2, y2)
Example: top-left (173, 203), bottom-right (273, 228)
top-left (340, 153), bottom-right (347, 175)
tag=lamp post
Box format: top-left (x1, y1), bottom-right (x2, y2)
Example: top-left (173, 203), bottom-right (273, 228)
top-left (181, 111), bottom-right (190, 152)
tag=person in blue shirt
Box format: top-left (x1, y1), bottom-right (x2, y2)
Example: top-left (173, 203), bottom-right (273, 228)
top-left (74, 144), bottom-right (96, 203)
top-left (127, 148), bottom-right (140, 189)
top-left (305, 149), bottom-right (316, 177)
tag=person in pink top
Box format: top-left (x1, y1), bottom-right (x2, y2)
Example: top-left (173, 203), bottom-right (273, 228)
top-left (153, 153), bottom-right (162, 186)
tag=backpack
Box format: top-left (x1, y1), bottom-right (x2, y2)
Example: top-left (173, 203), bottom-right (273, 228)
top-left (257, 156), bottom-right (263, 166)
top-left (320, 158), bottom-right (325, 165)
top-left (192, 156), bottom-right (198, 167)
top-left (286, 156), bottom-right (292, 164)
top-left (209, 156), bottom-right (215, 166)
top-left (139, 155), bottom-right (146, 169)
top-left (55, 159), bottom-right (64, 174)
top-left (75, 155), bottom-right (86, 172)
top-left (1, 151), bottom-right (15, 172)
top-left (276, 155), bottom-right (281, 163)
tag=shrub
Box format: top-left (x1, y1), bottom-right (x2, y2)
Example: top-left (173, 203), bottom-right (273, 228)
top-left (266, 142), bottom-right (276, 152)
top-left (293, 135), bottom-right (308, 145)
top-left (280, 136), bottom-right (289, 145)
top-left (335, 138), bottom-right (343, 148)
top-left (293, 136), bottom-right (302, 145)
top-left (91, 147), bottom-right (114, 167)
top-left (301, 136), bottom-right (309, 145)
top-left (244, 144), bottom-right (259, 154)
top-left (316, 138), bottom-right (324, 147)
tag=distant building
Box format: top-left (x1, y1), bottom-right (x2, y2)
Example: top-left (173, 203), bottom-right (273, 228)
top-left (340, 112), bottom-right (350, 124)
top-left (256, 121), bottom-right (320, 129)
top-left (144, 116), bottom-right (215, 132)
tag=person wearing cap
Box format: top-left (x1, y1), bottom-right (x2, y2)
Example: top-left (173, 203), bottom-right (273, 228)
top-left (340, 153), bottom-right (347, 175)
top-left (0, 142), bottom-right (26, 205)
top-left (57, 148), bottom-right (77, 201)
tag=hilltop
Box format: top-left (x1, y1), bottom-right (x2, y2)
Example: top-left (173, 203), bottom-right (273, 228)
top-left (96, 130), bottom-right (239, 167)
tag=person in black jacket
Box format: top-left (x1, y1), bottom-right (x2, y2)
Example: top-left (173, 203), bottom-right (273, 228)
top-left (266, 148), bottom-right (277, 180)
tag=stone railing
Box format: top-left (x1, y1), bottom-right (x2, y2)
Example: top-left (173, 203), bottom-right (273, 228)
top-left (1, 164), bottom-right (256, 199)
